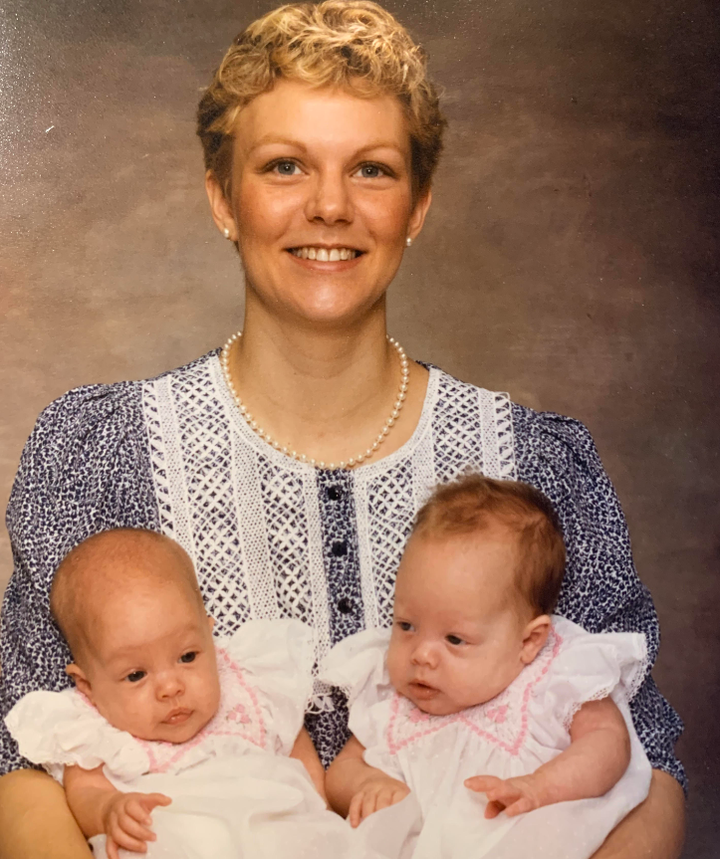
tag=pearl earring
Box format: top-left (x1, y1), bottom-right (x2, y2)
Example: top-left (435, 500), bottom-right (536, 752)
top-left (223, 228), bottom-right (231, 239)
top-left (406, 236), bottom-right (412, 248)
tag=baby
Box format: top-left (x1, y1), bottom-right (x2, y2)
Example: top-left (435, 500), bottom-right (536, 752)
top-left (5, 529), bottom-right (369, 859)
top-left (323, 474), bottom-right (652, 859)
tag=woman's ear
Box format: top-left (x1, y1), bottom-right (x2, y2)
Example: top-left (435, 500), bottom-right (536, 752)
top-left (406, 189), bottom-right (432, 244)
top-left (65, 663), bottom-right (93, 701)
top-left (205, 170), bottom-right (237, 241)
top-left (519, 614), bottom-right (551, 665)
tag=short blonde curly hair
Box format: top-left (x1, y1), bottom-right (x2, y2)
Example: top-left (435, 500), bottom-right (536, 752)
top-left (197, 1), bottom-right (446, 198)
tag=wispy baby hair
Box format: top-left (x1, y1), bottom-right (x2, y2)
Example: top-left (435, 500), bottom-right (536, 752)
top-left (51, 529), bottom-right (203, 666)
top-left (197, 1), bottom-right (446, 198)
top-left (413, 474), bottom-right (566, 617)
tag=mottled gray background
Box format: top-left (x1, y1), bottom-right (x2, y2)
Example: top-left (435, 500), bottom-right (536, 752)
top-left (1, 0), bottom-right (718, 854)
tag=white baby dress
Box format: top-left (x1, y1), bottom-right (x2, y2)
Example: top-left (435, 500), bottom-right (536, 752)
top-left (321, 615), bottom-right (653, 859)
top-left (5, 619), bottom-right (415, 859)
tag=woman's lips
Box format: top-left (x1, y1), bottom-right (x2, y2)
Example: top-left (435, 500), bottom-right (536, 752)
top-left (285, 248), bottom-right (364, 271)
top-left (289, 246), bottom-right (361, 261)
top-left (163, 708), bottom-right (192, 725)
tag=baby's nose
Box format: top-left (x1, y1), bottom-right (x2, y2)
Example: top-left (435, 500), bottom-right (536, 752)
top-left (411, 640), bottom-right (438, 666)
top-left (156, 671), bottom-right (184, 699)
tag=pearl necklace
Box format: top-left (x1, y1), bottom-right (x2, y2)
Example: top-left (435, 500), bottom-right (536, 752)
top-left (220, 332), bottom-right (409, 470)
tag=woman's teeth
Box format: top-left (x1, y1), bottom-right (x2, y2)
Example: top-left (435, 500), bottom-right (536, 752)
top-left (290, 247), bottom-right (358, 261)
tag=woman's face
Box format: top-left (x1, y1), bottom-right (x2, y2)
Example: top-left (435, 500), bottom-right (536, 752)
top-left (207, 78), bottom-right (431, 327)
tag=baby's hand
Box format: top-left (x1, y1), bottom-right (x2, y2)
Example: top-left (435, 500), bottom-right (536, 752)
top-left (348, 775), bottom-right (410, 828)
top-left (465, 774), bottom-right (543, 819)
top-left (101, 791), bottom-right (172, 857)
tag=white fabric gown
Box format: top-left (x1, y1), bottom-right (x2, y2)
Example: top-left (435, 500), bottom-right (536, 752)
top-left (5, 619), bottom-right (415, 859)
top-left (321, 616), bottom-right (653, 859)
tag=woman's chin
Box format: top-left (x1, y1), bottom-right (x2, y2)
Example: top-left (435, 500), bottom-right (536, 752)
top-left (270, 294), bottom-right (387, 330)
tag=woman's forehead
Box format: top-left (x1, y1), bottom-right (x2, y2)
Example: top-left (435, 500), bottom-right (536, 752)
top-left (231, 78), bottom-right (410, 156)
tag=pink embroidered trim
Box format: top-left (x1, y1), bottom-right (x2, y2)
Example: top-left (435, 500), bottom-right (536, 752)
top-left (386, 630), bottom-right (563, 757)
top-left (140, 647), bottom-right (268, 774)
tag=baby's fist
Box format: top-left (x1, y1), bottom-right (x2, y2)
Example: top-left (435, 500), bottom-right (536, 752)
top-left (348, 776), bottom-right (410, 828)
top-left (465, 774), bottom-right (543, 819)
top-left (102, 791), bottom-right (172, 857)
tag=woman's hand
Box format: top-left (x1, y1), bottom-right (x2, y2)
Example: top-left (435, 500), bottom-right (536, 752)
top-left (465, 773), bottom-right (543, 818)
top-left (101, 792), bottom-right (171, 858)
top-left (347, 774), bottom-right (410, 827)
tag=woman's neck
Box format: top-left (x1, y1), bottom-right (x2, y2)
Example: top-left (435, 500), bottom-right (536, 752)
top-left (223, 301), bottom-right (428, 467)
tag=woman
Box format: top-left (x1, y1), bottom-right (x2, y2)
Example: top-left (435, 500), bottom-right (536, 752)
top-left (0, 2), bottom-right (685, 857)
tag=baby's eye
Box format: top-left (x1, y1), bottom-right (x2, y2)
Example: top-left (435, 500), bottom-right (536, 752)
top-left (179, 651), bottom-right (197, 664)
top-left (126, 670), bottom-right (146, 683)
top-left (355, 163), bottom-right (386, 179)
top-left (445, 635), bottom-right (465, 646)
top-left (396, 620), bottom-right (413, 632)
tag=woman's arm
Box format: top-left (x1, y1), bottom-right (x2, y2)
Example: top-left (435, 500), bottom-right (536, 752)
top-left (590, 769), bottom-right (685, 859)
top-left (0, 769), bottom-right (92, 859)
top-left (512, 408), bottom-right (687, 788)
top-left (325, 735), bottom-right (409, 826)
top-left (0, 384), bottom-right (163, 851)
top-left (466, 698), bottom-right (631, 816)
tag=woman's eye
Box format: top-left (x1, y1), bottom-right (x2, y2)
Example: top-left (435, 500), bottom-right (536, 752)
top-left (272, 160), bottom-right (300, 176)
top-left (179, 651), bottom-right (197, 664)
top-left (356, 164), bottom-right (385, 179)
top-left (446, 635), bottom-right (464, 646)
top-left (126, 670), bottom-right (146, 683)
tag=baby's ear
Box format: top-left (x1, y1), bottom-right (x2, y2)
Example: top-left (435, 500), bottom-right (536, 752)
top-left (65, 663), bottom-right (93, 700)
top-left (519, 615), bottom-right (551, 665)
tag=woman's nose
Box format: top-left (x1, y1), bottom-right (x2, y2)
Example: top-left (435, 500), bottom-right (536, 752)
top-left (305, 170), bottom-right (353, 225)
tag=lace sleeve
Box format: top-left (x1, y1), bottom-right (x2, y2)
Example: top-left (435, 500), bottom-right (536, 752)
top-left (1, 381), bottom-right (160, 776)
top-left (511, 403), bottom-right (687, 793)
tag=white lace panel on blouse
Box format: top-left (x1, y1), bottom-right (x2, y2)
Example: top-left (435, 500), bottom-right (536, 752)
top-left (141, 355), bottom-right (516, 709)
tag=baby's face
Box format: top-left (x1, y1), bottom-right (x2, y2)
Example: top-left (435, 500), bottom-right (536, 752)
top-left (76, 582), bottom-right (221, 744)
top-left (387, 528), bottom-right (531, 716)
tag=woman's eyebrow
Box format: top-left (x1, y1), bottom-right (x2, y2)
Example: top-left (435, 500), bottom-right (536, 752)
top-left (352, 142), bottom-right (406, 157)
top-left (249, 135), bottom-right (308, 152)
top-left (248, 136), bottom-right (405, 159)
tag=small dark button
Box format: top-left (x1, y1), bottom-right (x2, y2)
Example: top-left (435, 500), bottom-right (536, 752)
top-left (331, 540), bottom-right (348, 557)
top-left (337, 597), bottom-right (353, 614)
top-left (327, 485), bottom-right (343, 501)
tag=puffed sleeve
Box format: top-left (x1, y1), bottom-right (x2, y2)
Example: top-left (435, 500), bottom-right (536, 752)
top-left (1, 381), bottom-right (160, 776)
top-left (320, 627), bottom-right (399, 766)
top-left (320, 627), bottom-right (392, 706)
top-left (4, 688), bottom-right (149, 783)
top-left (529, 617), bottom-right (649, 745)
top-left (511, 403), bottom-right (686, 791)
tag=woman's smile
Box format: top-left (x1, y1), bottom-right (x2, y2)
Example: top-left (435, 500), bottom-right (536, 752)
top-left (288, 245), bottom-right (362, 263)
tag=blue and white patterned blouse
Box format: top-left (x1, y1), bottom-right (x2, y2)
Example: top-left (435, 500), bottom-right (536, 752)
top-left (1, 352), bottom-right (686, 789)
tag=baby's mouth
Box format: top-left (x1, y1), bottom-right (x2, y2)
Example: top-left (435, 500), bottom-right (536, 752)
top-left (163, 707), bottom-right (192, 725)
top-left (408, 680), bottom-right (439, 699)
